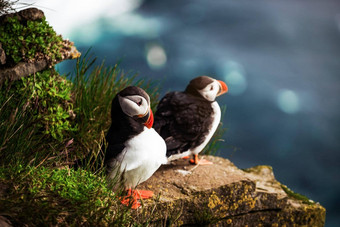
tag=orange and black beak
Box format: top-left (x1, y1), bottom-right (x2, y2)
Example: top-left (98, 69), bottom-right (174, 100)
top-left (217, 80), bottom-right (228, 96)
top-left (140, 108), bottom-right (154, 129)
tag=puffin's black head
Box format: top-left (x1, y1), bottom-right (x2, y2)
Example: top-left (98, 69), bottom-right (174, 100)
top-left (114, 86), bottom-right (154, 129)
top-left (185, 76), bottom-right (228, 101)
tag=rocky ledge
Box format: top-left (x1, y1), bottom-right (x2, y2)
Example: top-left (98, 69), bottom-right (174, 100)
top-left (0, 8), bottom-right (80, 85)
top-left (138, 155), bottom-right (325, 226)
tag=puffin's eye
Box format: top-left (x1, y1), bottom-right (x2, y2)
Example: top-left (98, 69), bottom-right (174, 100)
top-left (210, 86), bottom-right (214, 91)
top-left (137, 99), bottom-right (143, 106)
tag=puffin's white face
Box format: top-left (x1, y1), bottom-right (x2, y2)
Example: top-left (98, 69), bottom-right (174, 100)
top-left (198, 80), bottom-right (225, 102)
top-left (118, 95), bottom-right (149, 118)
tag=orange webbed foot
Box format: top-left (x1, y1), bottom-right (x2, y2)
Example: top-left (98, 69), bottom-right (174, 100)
top-left (120, 194), bottom-right (141, 209)
top-left (120, 189), bottom-right (154, 209)
top-left (135, 189), bottom-right (154, 199)
top-left (189, 154), bottom-right (213, 165)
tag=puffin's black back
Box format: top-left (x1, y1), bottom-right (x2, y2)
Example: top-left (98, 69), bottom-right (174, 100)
top-left (154, 91), bottom-right (213, 157)
top-left (104, 87), bottom-right (146, 163)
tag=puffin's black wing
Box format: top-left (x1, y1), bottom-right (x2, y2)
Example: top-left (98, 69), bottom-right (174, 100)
top-left (154, 92), bottom-right (213, 157)
top-left (104, 129), bottom-right (126, 164)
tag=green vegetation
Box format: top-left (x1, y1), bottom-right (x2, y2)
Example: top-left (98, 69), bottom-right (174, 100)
top-left (0, 16), bottom-right (63, 65)
top-left (22, 69), bottom-right (76, 140)
top-left (0, 165), bottom-right (131, 226)
top-left (0, 69), bottom-right (77, 166)
top-left (0, 52), bottom-right (164, 225)
top-left (281, 184), bottom-right (315, 205)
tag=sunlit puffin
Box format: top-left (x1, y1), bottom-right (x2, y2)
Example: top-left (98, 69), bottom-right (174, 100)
top-left (154, 76), bottom-right (228, 165)
top-left (104, 86), bottom-right (167, 209)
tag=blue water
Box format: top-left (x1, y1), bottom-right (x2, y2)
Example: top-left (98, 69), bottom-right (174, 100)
top-left (58, 0), bottom-right (340, 225)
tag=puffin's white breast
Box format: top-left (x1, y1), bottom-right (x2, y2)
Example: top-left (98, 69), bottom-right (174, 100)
top-left (190, 101), bottom-right (221, 154)
top-left (111, 127), bottom-right (167, 188)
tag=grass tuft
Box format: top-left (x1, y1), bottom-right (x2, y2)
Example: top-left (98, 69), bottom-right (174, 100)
top-left (68, 51), bottom-right (161, 170)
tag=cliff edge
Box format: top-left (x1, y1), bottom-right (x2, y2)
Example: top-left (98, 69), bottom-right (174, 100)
top-left (138, 155), bottom-right (325, 226)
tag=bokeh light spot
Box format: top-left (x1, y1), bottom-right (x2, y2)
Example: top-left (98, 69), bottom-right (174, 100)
top-left (222, 61), bottom-right (247, 95)
top-left (146, 44), bottom-right (167, 70)
top-left (277, 89), bottom-right (300, 114)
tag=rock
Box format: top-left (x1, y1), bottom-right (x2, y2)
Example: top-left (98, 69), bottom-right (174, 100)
top-left (0, 42), bottom-right (80, 84)
top-left (0, 8), bottom-right (44, 24)
top-left (18, 8), bottom-right (44, 22)
top-left (0, 216), bottom-right (12, 227)
top-left (0, 43), bottom-right (5, 65)
top-left (138, 156), bottom-right (326, 226)
top-left (60, 40), bottom-right (82, 60)
top-left (0, 59), bottom-right (48, 84)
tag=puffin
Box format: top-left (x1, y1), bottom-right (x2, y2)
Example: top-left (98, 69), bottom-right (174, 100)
top-left (104, 86), bottom-right (167, 209)
top-left (154, 76), bottom-right (228, 165)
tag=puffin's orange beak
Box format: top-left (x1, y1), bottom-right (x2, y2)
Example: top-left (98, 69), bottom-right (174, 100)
top-left (217, 80), bottom-right (228, 96)
top-left (143, 108), bottom-right (154, 129)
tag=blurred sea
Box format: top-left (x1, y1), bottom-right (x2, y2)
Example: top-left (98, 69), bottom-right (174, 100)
top-left (53, 0), bottom-right (340, 225)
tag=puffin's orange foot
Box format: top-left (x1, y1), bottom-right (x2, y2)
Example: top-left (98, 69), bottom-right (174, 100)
top-left (182, 156), bottom-right (190, 159)
top-left (189, 158), bottom-right (213, 165)
top-left (135, 189), bottom-right (154, 199)
top-left (131, 200), bottom-right (141, 209)
top-left (120, 189), bottom-right (154, 209)
top-left (121, 196), bottom-right (141, 209)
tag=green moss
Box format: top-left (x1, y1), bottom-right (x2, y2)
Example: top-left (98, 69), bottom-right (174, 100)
top-left (22, 69), bottom-right (77, 140)
top-left (242, 165), bottom-right (273, 174)
top-left (0, 165), bottom-right (135, 226)
top-left (281, 184), bottom-right (314, 205)
top-left (0, 16), bottom-right (63, 65)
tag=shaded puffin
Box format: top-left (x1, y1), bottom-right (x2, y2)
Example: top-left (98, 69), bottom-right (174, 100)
top-left (104, 86), bottom-right (167, 209)
top-left (154, 76), bottom-right (228, 165)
